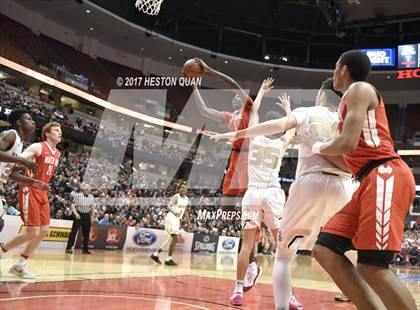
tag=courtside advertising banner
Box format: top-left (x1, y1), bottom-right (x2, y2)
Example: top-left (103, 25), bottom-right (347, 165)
top-left (217, 236), bottom-right (240, 254)
top-left (75, 224), bottom-right (128, 251)
top-left (192, 233), bottom-right (219, 253)
top-left (123, 227), bottom-right (193, 252)
top-left (0, 215), bottom-right (72, 250)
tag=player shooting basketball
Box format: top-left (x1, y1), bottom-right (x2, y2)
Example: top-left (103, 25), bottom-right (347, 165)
top-left (187, 58), bottom-right (263, 290)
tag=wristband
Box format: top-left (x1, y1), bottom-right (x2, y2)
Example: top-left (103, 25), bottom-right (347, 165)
top-left (312, 141), bottom-right (333, 154)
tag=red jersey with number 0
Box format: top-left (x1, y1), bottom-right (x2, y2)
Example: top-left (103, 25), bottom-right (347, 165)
top-left (338, 85), bottom-right (399, 175)
top-left (27, 142), bottom-right (60, 185)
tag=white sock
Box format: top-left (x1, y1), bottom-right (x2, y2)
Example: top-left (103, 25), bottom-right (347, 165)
top-left (17, 256), bottom-right (27, 267)
top-left (153, 251), bottom-right (159, 256)
top-left (273, 257), bottom-right (292, 310)
top-left (166, 256), bottom-right (172, 261)
top-left (234, 280), bottom-right (244, 294)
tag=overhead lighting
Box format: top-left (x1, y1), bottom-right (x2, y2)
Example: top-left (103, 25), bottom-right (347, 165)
top-left (264, 55), bottom-right (270, 60)
top-left (140, 48), bottom-right (144, 51)
top-left (89, 27), bottom-right (94, 31)
top-left (178, 48), bottom-right (183, 52)
top-left (86, 9), bottom-right (90, 13)
top-left (281, 57), bottom-right (288, 62)
top-left (168, 56), bottom-right (172, 60)
top-left (224, 60), bottom-right (228, 64)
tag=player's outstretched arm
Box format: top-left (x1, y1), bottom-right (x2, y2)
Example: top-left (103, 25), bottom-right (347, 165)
top-left (312, 82), bottom-right (377, 156)
top-left (211, 115), bottom-right (297, 142)
top-left (9, 170), bottom-right (50, 190)
top-left (19, 143), bottom-right (42, 161)
top-left (194, 58), bottom-right (249, 104)
top-left (192, 85), bottom-right (224, 123)
top-left (248, 78), bottom-right (274, 128)
top-left (0, 131), bottom-right (19, 163)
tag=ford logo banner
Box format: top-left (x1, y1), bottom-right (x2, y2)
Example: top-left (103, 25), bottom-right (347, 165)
top-left (133, 229), bottom-right (157, 246)
top-left (222, 238), bottom-right (235, 250)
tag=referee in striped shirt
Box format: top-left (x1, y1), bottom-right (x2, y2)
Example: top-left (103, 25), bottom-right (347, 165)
top-left (66, 184), bottom-right (96, 254)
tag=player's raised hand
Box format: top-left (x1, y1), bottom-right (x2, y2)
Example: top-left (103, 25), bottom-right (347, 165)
top-left (210, 132), bottom-right (237, 143)
top-left (276, 93), bottom-right (291, 115)
top-left (193, 58), bottom-right (210, 73)
top-left (17, 157), bottom-right (39, 175)
top-left (33, 180), bottom-right (50, 191)
top-left (260, 77), bottom-right (274, 94)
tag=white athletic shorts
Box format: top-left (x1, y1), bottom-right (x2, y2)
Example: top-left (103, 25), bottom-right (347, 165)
top-left (165, 213), bottom-right (181, 235)
top-left (242, 187), bottom-right (285, 230)
top-left (276, 172), bottom-right (354, 257)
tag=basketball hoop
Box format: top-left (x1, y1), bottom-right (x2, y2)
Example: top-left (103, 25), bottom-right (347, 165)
top-left (135, 0), bottom-right (164, 15)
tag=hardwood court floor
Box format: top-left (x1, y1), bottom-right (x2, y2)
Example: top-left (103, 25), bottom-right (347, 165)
top-left (0, 250), bottom-right (419, 309)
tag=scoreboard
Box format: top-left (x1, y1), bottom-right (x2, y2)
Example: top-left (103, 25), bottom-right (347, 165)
top-left (397, 44), bottom-right (420, 69)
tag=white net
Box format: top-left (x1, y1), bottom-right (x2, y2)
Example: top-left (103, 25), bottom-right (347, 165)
top-left (135, 0), bottom-right (164, 15)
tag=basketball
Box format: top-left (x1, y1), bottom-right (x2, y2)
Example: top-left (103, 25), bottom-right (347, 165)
top-left (183, 59), bottom-right (204, 78)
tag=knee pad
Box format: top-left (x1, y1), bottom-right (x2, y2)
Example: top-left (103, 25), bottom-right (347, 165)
top-left (357, 250), bottom-right (396, 268)
top-left (315, 232), bottom-right (354, 256)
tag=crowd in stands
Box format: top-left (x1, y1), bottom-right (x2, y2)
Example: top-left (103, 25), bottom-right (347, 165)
top-left (2, 150), bottom-right (243, 237)
top-left (1, 81), bottom-right (227, 167)
top-left (394, 228), bottom-right (420, 267)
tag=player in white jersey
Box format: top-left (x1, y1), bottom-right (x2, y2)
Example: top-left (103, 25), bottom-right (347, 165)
top-left (0, 111), bottom-right (40, 219)
top-left (214, 78), bottom-right (354, 310)
top-left (150, 182), bottom-right (191, 266)
top-left (224, 78), bottom-right (290, 306)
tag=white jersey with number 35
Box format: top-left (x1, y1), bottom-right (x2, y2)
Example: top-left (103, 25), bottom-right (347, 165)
top-left (247, 136), bottom-right (284, 188)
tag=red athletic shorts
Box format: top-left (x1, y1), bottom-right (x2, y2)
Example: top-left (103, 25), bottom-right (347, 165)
top-left (19, 185), bottom-right (50, 226)
top-left (322, 159), bottom-right (415, 251)
top-left (223, 151), bottom-right (248, 196)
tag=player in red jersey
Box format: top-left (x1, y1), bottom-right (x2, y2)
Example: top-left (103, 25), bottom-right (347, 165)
top-left (191, 58), bottom-right (266, 291)
top-left (0, 122), bottom-right (61, 279)
top-left (310, 51), bottom-right (416, 310)
top-left (190, 58), bottom-right (253, 197)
